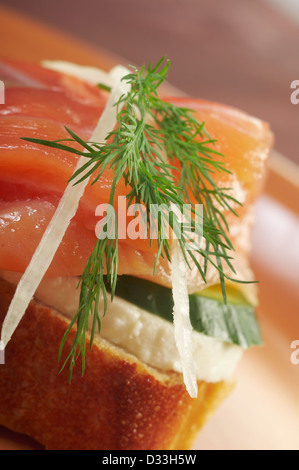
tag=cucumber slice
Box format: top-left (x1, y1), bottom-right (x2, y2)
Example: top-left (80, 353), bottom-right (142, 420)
top-left (106, 275), bottom-right (262, 349)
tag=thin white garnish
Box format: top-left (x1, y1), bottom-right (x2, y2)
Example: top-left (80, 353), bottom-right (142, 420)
top-left (0, 65), bottom-right (130, 348)
top-left (42, 60), bottom-right (114, 88)
top-left (156, 139), bottom-right (198, 398)
top-left (171, 238), bottom-right (198, 398)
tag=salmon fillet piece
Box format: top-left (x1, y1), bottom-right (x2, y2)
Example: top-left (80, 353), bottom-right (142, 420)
top-left (0, 60), bottom-right (273, 290)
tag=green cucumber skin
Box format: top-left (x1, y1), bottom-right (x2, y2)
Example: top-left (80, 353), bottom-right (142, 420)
top-left (188, 295), bottom-right (262, 348)
top-left (106, 275), bottom-right (262, 349)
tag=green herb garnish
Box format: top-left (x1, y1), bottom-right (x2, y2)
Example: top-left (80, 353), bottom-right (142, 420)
top-left (22, 57), bottom-right (249, 380)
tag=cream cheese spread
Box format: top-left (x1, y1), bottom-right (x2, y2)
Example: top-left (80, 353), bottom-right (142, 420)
top-left (0, 270), bottom-right (243, 383)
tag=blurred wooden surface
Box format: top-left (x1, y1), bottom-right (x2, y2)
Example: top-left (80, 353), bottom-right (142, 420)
top-left (1, 0), bottom-right (299, 166)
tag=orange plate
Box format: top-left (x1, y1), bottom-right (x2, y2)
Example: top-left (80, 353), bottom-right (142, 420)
top-left (1, 5), bottom-right (299, 451)
top-left (194, 151), bottom-right (299, 450)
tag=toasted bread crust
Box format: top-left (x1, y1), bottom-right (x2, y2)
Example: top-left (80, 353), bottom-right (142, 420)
top-left (0, 278), bottom-right (233, 450)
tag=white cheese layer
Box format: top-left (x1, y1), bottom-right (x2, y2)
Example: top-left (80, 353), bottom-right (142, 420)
top-left (0, 271), bottom-right (243, 383)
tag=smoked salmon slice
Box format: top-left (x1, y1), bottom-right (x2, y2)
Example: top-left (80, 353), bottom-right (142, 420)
top-left (0, 60), bottom-right (273, 288)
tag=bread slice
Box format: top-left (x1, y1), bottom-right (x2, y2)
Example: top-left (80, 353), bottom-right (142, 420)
top-left (0, 278), bottom-right (232, 450)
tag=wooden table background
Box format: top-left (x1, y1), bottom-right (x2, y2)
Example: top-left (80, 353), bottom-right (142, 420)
top-left (1, 0), bottom-right (299, 166)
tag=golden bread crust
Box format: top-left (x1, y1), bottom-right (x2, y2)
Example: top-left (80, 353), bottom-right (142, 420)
top-left (0, 278), bottom-right (233, 450)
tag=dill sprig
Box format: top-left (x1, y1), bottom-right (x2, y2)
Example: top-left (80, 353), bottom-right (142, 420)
top-left (22, 57), bottom-right (245, 381)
